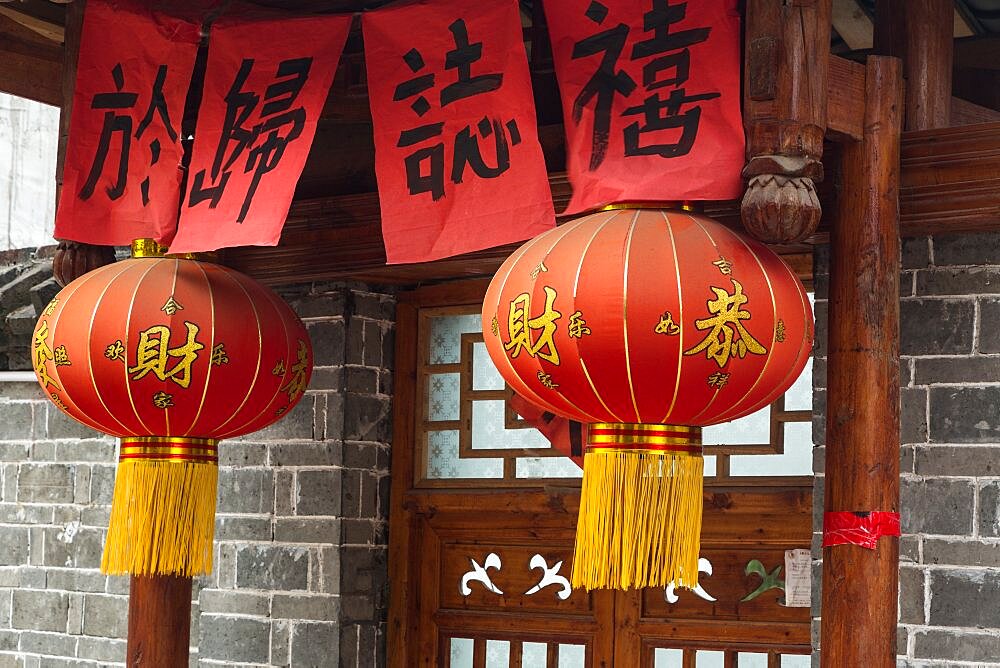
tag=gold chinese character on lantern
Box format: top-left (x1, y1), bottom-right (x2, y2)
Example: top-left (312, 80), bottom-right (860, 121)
top-left (152, 391), bottom-right (174, 409)
top-left (128, 322), bottom-right (205, 389)
top-left (43, 298), bottom-right (59, 317)
top-left (530, 260), bottom-right (549, 279)
top-left (53, 346), bottom-right (71, 367)
top-left (272, 359), bottom-right (286, 376)
top-left (280, 340), bottom-right (310, 402)
top-left (568, 310), bottom-right (591, 338)
top-left (211, 343), bottom-right (229, 366)
top-left (161, 296), bottom-right (184, 316)
top-left (537, 370), bottom-right (559, 389)
top-left (707, 371), bottom-right (730, 389)
top-left (712, 256), bottom-right (733, 275)
top-left (654, 311), bottom-right (680, 336)
top-left (34, 320), bottom-right (59, 391)
top-left (491, 315), bottom-right (499, 338)
top-left (105, 340), bottom-right (126, 363)
top-left (776, 319), bottom-right (786, 343)
top-left (504, 286), bottom-right (562, 365)
top-left (684, 279), bottom-right (767, 367)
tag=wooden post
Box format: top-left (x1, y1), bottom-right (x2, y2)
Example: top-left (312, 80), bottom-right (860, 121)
top-left (820, 55), bottom-right (903, 667)
top-left (875, 0), bottom-right (953, 130)
top-left (740, 0), bottom-right (831, 243)
top-left (126, 575), bottom-right (192, 667)
top-left (52, 0), bottom-right (115, 287)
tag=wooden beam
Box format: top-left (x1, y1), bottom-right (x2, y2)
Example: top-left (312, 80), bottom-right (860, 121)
top-left (821, 55), bottom-right (902, 667)
top-left (0, 13), bottom-right (61, 105)
top-left (875, 0), bottom-right (954, 130)
top-left (0, 5), bottom-right (63, 42)
top-left (831, 0), bottom-right (872, 51)
top-left (826, 56), bottom-right (866, 141)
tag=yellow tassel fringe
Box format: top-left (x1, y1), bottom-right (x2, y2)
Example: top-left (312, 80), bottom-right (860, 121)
top-left (101, 459), bottom-right (218, 577)
top-left (571, 450), bottom-right (704, 591)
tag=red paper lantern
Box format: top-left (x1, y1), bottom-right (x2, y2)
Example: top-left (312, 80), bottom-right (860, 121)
top-left (32, 242), bottom-right (312, 576)
top-left (482, 208), bottom-right (812, 590)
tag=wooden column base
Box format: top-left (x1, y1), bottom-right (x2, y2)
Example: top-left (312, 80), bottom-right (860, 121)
top-left (127, 575), bottom-right (192, 668)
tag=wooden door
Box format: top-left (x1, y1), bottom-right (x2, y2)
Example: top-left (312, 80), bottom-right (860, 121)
top-left (388, 281), bottom-right (814, 667)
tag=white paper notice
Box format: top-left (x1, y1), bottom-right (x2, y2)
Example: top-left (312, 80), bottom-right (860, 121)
top-left (784, 548), bottom-right (811, 608)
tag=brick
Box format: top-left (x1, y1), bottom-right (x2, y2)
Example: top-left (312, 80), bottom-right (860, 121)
top-left (308, 366), bottom-right (343, 392)
top-left (16, 464), bottom-right (73, 503)
top-left (44, 570), bottom-right (107, 594)
top-left (342, 519), bottom-right (376, 545)
top-left (324, 392), bottom-right (345, 440)
top-left (979, 297), bottom-right (1000, 353)
top-left (81, 594), bottom-right (127, 639)
top-left (924, 538), bottom-right (1000, 567)
top-left (45, 406), bottom-right (101, 440)
top-left (915, 446), bottom-right (1000, 476)
top-left (291, 293), bottom-right (346, 319)
top-left (898, 566), bottom-right (924, 624)
top-left (363, 321), bottom-right (383, 367)
top-left (309, 320), bottom-right (346, 367)
top-left (359, 470), bottom-right (379, 519)
top-left (235, 545), bottom-right (309, 591)
top-left (901, 478), bottom-right (974, 535)
top-left (269, 441), bottom-right (341, 467)
top-left (271, 594), bottom-right (339, 621)
top-left (977, 481), bottom-right (1000, 538)
top-left (244, 396), bottom-right (314, 441)
top-left (89, 465), bottom-right (115, 505)
top-left (217, 442), bottom-right (267, 467)
top-left (899, 535), bottom-right (920, 563)
top-left (198, 615), bottom-right (270, 664)
top-left (914, 355), bottom-right (1000, 384)
top-left (42, 525), bottom-right (104, 569)
top-left (273, 518), bottom-right (340, 544)
top-left (270, 619), bottom-right (291, 667)
top-left (900, 299), bottom-right (975, 355)
top-left (932, 232), bottom-right (1000, 266)
top-left (53, 439), bottom-right (114, 463)
top-left (214, 515), bottom-right (272, 542)
top-left (0, 403), bottom-right (32, 441)
top-left (930, 386), bottom-right (1000, 443)
top-left (18, 630), bottom-right (75, 657)
top-left (291, 622), bottom-right (339, 668)
top-left (76, 637), bottom-right (125, 663)
top-left (812, 301), bottom-right (827, 357)
top-left (342, 442), bottom-right (378, 470)
top-left (345, 366), bottom-right (378, 394)
top-left (296, 470), bottom-right (342, 517)
top-left (343, 394), bottom-right (391, 442)
top-left (345, 319), bottom-right (364, 366)
top-left (11, 590), bottom-right (67, 632)
top-left (319, 547), bottom-right (340, 595)
top-left (340, 547), bottom-right (387, 604)
top-left (916, 267), bottom-right (1000, 295)
top-left (0, 444), bottom-right (28, 461)
top-left (902, 236), bottom-right (931, 270)
top-left (928, 569), bottom-right (1000, 628)
top-left (198, 589), bottom-right (270, 616)
top-left (913, 628), bottom-right (1000, 662)
top-left (0, 528), bottom-right (27, 566)
top-left (274, 470), bottom-right (293, 517)
top-left (216, 468), bottom-right (273, 514)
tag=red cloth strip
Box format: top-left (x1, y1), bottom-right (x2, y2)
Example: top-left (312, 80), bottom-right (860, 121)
top-left (587, 443), bottom-right (703, 454)
top-left (823, 511), bottom-right (901, 550)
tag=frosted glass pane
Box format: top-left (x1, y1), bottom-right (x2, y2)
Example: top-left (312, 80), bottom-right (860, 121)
top-left (428, 374), bottom-right (459, 421)
top-left (738, 652), bottom-right (768, 668)
top-left (781, 655), bottom-right (810, 668)
top-left (517, 457), bottom-right (583, 478)
top-left (472, 400), bottom-right (550, 450)
top-left (429, 314), bottom-right (482, 364)
top-left (703, 405), bottom-right (769, 445)
top-left (522, 643), bottom-right (547, 665)
top-left (450, 638), bottom-right (473, 668)
top-left (784, 292), bottom-right (815, 411)
top-left (730, 421), bottom-right (812, 477)
top-left (486, 639), bottom-right (510, 667)
top-left (558, 644), bottom-right (585, 667)
top-left (696, 650), bottom-right (725, 667)
top-left (654, 648), bottom-right (684, 668)
top-left (473, 341), bottom-right (505, 390)
top-left (703, 455), bottom-right (716, 477)
top-left (426, 431), bottom-right (503, 479)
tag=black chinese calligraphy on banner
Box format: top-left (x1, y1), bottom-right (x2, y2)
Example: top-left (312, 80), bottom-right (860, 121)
top-left (544, 0), bottom-right (744, 214)
top-left (170, 10), bottom-right (351, 254)
top-left (363, 0), bottom-right (555, 264)
top-left (56, 0), bottom-right (199, 245)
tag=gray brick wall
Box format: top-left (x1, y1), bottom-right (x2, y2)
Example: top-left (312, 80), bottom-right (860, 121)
top-left (0, 280), bottom-right (394, 667)
top-left (813, 234), bottom-right (1000, 666)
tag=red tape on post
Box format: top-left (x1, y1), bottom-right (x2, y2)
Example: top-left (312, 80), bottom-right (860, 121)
top-left (823, 511), bottom-right (900, 549)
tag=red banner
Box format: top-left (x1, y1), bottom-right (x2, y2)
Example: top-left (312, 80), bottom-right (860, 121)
top-left (363, 0), bottom-right (555, 265)
top-left (55, 0), bottom-right (199, 246)
top-left (170, 11), bottom-right (351, 254)
top-left (544, 0), bottom-right (744, 214)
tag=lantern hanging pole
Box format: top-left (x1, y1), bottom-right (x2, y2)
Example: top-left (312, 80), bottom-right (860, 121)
top-left (127, 575), bottom-right (192, 667)
top-left (820, 55), bottom-right (903, 667)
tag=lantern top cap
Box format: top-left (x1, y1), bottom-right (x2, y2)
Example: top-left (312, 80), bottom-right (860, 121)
top-left (130, 239), bottom-right (218, 263)
top-left (599, 201), bottom-right (703, 213)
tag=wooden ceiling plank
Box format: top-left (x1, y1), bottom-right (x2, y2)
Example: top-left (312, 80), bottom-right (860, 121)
top-left (831, 0), bottom-right (873, 50)
top-left (0, 6), bottom-right (64, 43)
